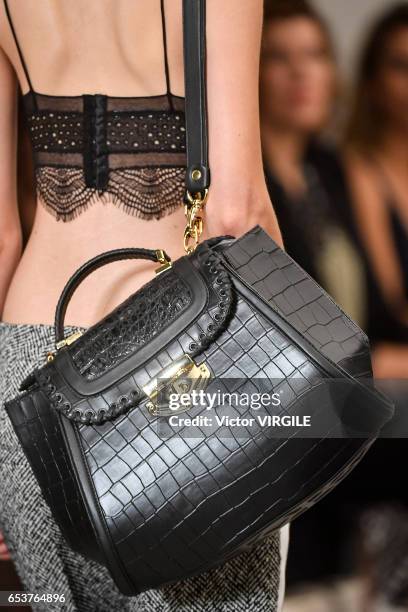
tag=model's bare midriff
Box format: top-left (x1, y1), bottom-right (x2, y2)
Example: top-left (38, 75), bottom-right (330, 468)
top-left (2, 202), bottom-right (188, 327)
top-left (1, 0), bottom-right (189, 328)
top-left (1, 0), bottom-right (279, 328)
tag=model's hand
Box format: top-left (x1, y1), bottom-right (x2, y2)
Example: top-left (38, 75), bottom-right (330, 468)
top-left (204, 190), bottom-right (283, 249)
top-left (0, 530), bottom-right (10, 561)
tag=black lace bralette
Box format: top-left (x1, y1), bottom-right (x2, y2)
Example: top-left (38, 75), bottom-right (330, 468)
top-left (5, 0), bottom-right (187, 222)
top-left (22, 92), bottom-right (186, 222)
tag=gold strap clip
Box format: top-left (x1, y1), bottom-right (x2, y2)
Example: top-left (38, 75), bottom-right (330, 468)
top-left (183, 189), bottom-right (208, 254)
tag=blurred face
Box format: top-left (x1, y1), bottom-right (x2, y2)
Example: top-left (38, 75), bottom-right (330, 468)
top-left (374, 26), bottom-right (408, 132)
top-left (260, 17), bottom-right (335, 133)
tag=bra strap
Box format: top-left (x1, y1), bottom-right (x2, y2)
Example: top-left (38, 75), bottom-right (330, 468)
top-left (3, 0), bottom-right (34, 92)
top-left (160, 0), bottom-right (173, 110)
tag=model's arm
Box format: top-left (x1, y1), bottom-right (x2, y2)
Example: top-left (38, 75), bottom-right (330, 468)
top-left (0, 45), bottom-right (22, 316)
top-left (205, 0), bottom-right (282, 246)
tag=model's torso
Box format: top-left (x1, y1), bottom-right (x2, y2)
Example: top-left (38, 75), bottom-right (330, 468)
top-left (0, 0), bottom-right (186, 327)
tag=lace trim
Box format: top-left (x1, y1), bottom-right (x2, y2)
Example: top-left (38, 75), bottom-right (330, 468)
top-left (35, 166), bottom-right (186, 222)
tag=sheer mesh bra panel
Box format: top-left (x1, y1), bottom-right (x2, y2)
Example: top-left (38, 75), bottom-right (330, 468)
top-left (23, 92), bottom-right (186, 221)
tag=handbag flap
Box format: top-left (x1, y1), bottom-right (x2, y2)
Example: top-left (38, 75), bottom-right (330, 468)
top-left (23, 243), bottom-right (234, 424)
top-left (219, 226), bottom-right (373, 380)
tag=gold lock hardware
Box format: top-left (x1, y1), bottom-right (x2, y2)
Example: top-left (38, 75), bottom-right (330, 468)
top-left (142, 354), bottom-right (211, 417)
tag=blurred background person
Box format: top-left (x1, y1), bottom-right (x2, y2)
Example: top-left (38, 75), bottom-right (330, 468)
top-left (345, 3), bottom-right (408, 379)
top-left (261, 2), bottom-right (408, 609)
top-left (260, 0), bottom-right (367, 594)
top-left (343, 5), bottom-right (408, 611)
top-left (260, 0), bottom-right (365, 324)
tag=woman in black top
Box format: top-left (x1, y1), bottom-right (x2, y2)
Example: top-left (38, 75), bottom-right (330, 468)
top-left (260, 0), bottom-right (363, 324)
top-left (345, 3), bottom-right (408, 377)
top-left (343, 6), bottom-right (408, 608)
top-left (259, 0), bottom-right (369, 591)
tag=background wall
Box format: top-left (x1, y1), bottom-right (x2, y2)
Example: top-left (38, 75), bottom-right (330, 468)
top-left (312, 0), bottom-right (403, 79)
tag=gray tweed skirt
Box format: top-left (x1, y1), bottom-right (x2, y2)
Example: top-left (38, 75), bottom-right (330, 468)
top-left (0, 320), bottom-right (288, 612)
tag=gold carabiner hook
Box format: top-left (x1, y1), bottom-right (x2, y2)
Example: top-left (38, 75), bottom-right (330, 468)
top-left (183, 189), bottom-right (208, 254)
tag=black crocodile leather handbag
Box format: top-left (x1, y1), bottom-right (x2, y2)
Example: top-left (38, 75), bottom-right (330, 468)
top-left (5, 0), bottom-right (393, 596)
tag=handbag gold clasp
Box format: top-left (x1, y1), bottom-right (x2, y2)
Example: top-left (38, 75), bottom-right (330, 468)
top-left (142, 354), bottom-right (210, 417)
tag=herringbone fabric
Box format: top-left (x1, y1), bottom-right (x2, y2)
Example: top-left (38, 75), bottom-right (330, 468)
top-left (0, 321), bottom-right (285, 612)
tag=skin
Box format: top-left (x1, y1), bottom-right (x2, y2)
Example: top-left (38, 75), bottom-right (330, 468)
top-left (345, 26), bottom-right (408, 378)
top-left (260, 16), bottom-right (335, 197)
top-left (0, 0), bottom-right (281, 328)
top-left (0, 530), bottom-right (10, 561)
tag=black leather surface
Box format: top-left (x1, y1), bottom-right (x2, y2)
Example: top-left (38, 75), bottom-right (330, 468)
top-left (5, 226), bottom-right (393, 595)
top-left (220, 226), bottom-right (372, 379)
top-left (182, 0), bottom-right (210, 195)
top-left (71, 269), bottom-right (192, 380)
top-left (5, 387), bottom-right (102, 564)
top-left (73, 294), bottom-right (386, 592)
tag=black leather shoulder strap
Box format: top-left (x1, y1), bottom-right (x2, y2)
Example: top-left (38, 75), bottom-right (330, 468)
top-left (183, 0), bottom-right (210, 197)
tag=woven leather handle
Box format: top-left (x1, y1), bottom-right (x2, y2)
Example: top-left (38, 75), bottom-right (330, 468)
top-left (54, 248), bottom-right (170, 343)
